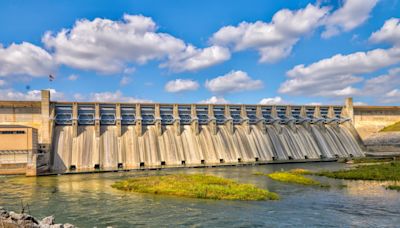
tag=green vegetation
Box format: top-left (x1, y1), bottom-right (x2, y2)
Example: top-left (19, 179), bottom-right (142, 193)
top-left (111, 174), bottom-right (279, 200)
top-left (254, 169), bottom-right (328, 187)
top-left (316, 162), bottom-right (400, 181)
top-left (386, 185), bottom-right (400, 191)
top-left (288, 168), bottom-right (313, 175)
top-left (380, 121), bottom-right (400, 132)
top-left (267, 172), bottom-right (328, 187)
top-left (349, 157), bottom-right (395, 164)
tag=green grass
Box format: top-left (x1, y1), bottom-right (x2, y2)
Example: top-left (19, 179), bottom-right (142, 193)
top-left (254, 170), bottom-right (328, 187)
top-left (386, 185), bottom-right (400, 191)
top-left (267, 172), bottom-right (328, 187)
top-left (288, 168), bottom-right (313, 175)
top-left (351, 157), bottom-right (394, 164)
top-left (111, 174), bottom-right (279, 201)
top-left (380, 121), bottom-right (400, 132)
top-left (316, 162), bottom-right (400, 181)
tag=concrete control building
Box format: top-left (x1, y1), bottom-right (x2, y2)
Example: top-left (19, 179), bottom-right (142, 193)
top-left (0, 125), bottom-right (38, 175)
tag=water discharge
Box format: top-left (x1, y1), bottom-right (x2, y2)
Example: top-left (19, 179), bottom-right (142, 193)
top-left (52, 123), bottom-right (363, 171)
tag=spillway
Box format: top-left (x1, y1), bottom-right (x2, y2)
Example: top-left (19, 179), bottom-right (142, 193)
top-left (51, 102), bottom-right (364, 172)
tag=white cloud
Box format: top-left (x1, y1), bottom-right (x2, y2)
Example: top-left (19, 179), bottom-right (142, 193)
top-left (198, 96), bottom-right (229, 104)
top-left (43, 15), bottom-right (186, 74)
top-left (67, 74), bottom-right (78, 81)
top-left (0, 88), bottom-right (63, 101)
top-left (331, 86), bottom-right (360, 96)
top-left (322, 0), bottom-right (378, 38)
top-left (362, 68), bottom-right (400, 95)
top-left (0, 80), bottom-right (6, 87)
top-left (205, 70), bottom-right (263, 94)
top-left (211, 4), bottom-right (328, 62)
top-left (123, 67), bottom-right (136, 74)
top-left (0, 42), bottom-right (55, 77)
top-left (259, 96), bottom-right (285, 105)
top-left (279, 47), bottom-right (400, 97)
top-left (369, 18), bottom-right (400, 46)
top-left (43, 14), bottom-right (227, 73)
top-left (381, 89), bottom-right (400, 103)
top-left (164, 79), bottom-right (199, 93)
top-left (120, 76), bottom-right (132, 86)
top-left (306, 102), bottom-right (322, 105)
top-left (164, 45), bottom-right (230, 72)
top-left (354, 101), bottom-right (367, 105)
top-left (81, 90), bottom-right (152, 103)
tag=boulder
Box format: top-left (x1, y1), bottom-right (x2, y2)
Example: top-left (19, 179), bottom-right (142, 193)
top-left (41, 215), bottom-right (55, 225)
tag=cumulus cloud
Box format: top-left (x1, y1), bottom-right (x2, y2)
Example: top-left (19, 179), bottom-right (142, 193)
top-left (43, 14), bottom-right (226, 73)
top-left (0, 88), bottom-right (64, 101)
top-left (83, 90), bottom-right (152, 103)
top-left (354, 101), bottom-right (367, 105)
top-left (43, 15), bottom-right (185, 73)
top-left (163, 45), bottom-right (230, 72)
top-left (369, 18), bottom-right (400, 46)
top-left (280, 18), bottom-right (400, 99)
top-left (67, 74), bottom-right (78, 81)
top-left (259, 96), bottom-right (285, 105)
top-left (322, 0), bottom-right (378, 38)
top-left (279, 47), bottom-right (400, 97)
top-left (211, 4), bottom-right (328, 62)
top-left (119, 76), bottom-right (132, 86)
top-left (362, 68), bottom-right (400, 95)
top-left (198, 96), bottom-right (229, 104)
top-left (205, 70), bottom-right (263, 94)
top-left (382, 89), bottom-right (400, 103)
top-left (164, 79), bottom-right (199, 93)
top-left (0, 42), bottom-right (55, 77)
top-left (306, 102), bottom-right (322, 105)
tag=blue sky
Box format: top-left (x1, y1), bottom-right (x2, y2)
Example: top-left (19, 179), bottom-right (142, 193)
top-left (0, 0), bottom-right (399, 105)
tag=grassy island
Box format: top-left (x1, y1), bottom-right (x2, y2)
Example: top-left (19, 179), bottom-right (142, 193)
top-left (255, 169), bottom-right (328, 187)
top-left (316, 162), bottom-right (400, 181)
top-left (112, 174), bottom-right (279, 200)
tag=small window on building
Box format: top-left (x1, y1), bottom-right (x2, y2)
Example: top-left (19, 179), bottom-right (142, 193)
top-left (0, 131), bottom-right (25, 134)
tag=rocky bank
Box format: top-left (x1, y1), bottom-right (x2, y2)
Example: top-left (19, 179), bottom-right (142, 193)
top-left (0, 207), bottom-right (75, 228)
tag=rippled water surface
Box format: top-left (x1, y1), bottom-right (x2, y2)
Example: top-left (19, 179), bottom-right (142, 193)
top-left (1, 162), bottom-right (400, 227)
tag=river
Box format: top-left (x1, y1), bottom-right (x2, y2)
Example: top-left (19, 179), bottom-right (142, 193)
top-left (1, 162), bottom-right (399, 227)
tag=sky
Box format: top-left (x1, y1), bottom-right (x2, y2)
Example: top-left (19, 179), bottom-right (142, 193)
top-left (0, 0), bottom-right (399, 105)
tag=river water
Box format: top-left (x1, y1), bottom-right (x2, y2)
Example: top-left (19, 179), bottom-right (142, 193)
top-left (1, 162), bottom-right (399, 227)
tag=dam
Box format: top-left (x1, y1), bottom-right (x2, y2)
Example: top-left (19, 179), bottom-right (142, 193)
top-left (0, 90), bottom-right (374, 175)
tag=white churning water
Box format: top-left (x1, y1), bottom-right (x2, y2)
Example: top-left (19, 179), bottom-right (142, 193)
top-left (51, 123), bottom-right (364, 171)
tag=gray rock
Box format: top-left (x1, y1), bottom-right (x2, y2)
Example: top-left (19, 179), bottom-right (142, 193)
top-left (9, 211), bottom-right (24, 220)
top-left (41, 215), bottom-right (55, 225)
top-left (40, 225), bottom-right (51, 228)
top-left (0, 208), bottom-right (75, 228)
top-left (0, 207), bottom-right (9, 217)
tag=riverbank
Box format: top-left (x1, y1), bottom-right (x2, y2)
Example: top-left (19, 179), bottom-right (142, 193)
top-left (0, 207), bottom-right (74, 228)
top-left (316, 161), bottom-right (400, 181)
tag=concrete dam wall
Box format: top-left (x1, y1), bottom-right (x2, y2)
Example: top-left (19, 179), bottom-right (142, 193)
top-left (50, 101), bottom-right (363, 172)
top-left (0, 90), bottom-right (369, 175)
top-left (52, 124), bottom-right (362, 171)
